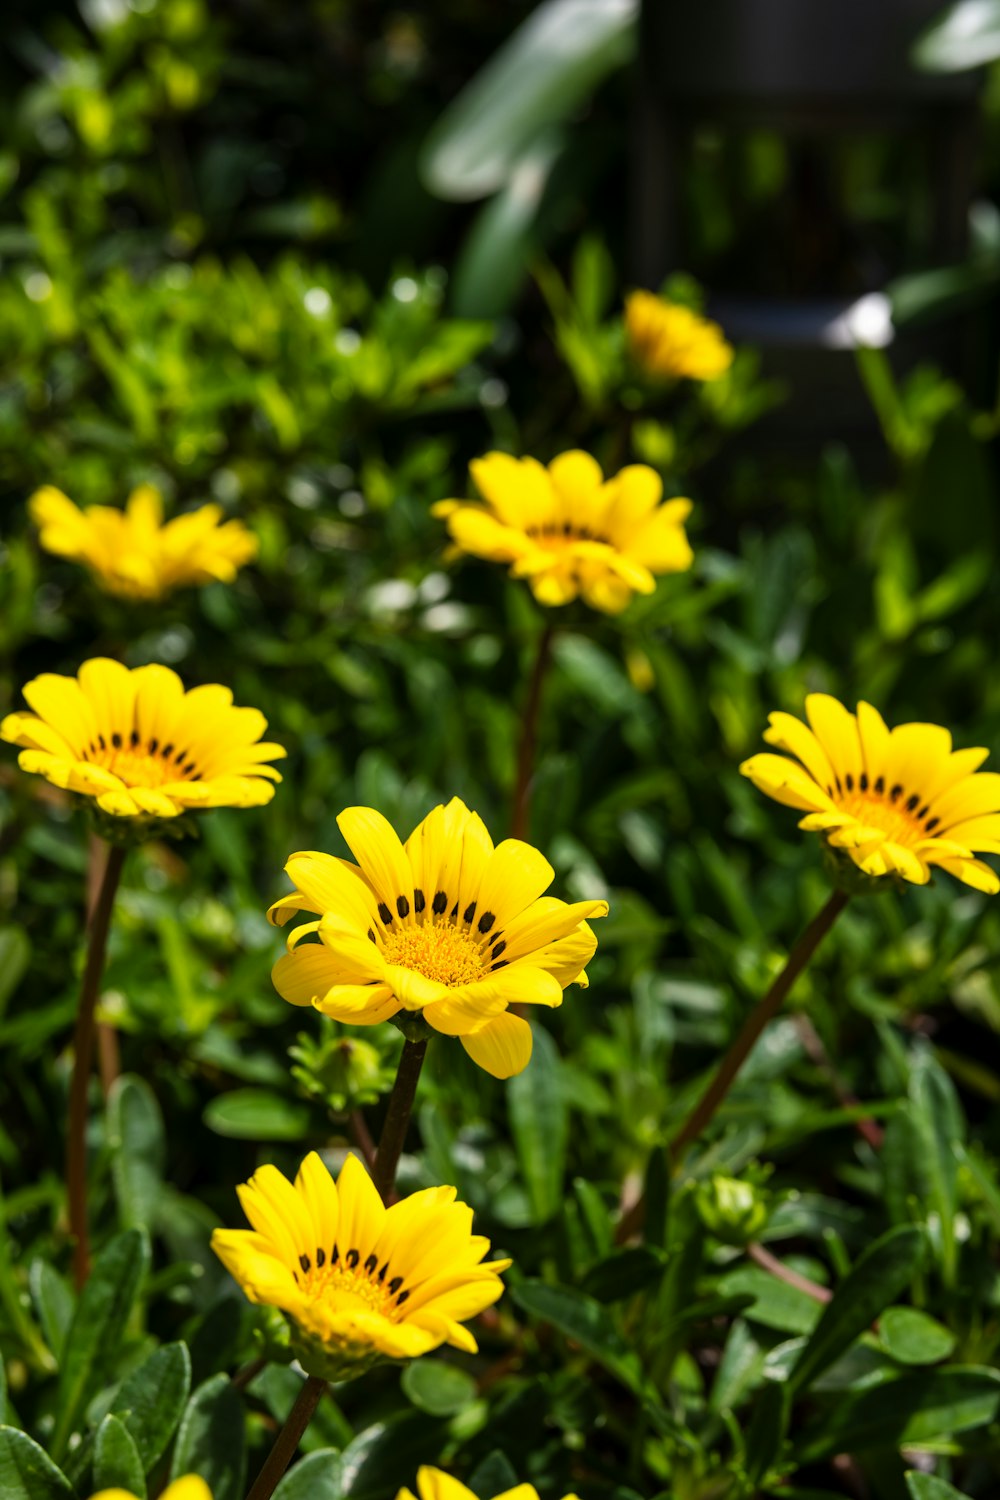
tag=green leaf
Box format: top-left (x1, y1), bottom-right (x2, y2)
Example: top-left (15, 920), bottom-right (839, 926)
top-left (880, 1308), bottom-right (957, 1366)
top-left (112, 1341), bottom-right (191, 1471)
top-left (906, 1474), bottom-right (975, 1499)
top-left (273, 1449), bottom-right (344, 1500)
top-left (507, 1026), bottom-right (568, 1224)
top-left (788, 1226), bottom-right (927, 1394)
top-left (401, 1358), bottom-right (478, 1416)
top-left (910, 1051), bottom-right (963, 1285)
top-left (797, 1367), bottom-right (1000, 1461)
top-left (0, 1426), bottom-right (74, 1498)
top-left (581, 1245), bottom-right (669, 1303)
top-left (744, 1379), bottom-right (790, 1483)
top-left (716, 1266), bottom-right (823, 1337)
top-left (29, 1260), bottom-right (74, 1364)
top-left (171, 1374), bottom-right (246, 1500)
top-left (0, 928), bottom-right (29, 1016)
top-left (469, 1451), bottom-right (520, 1500)
top-left (93, 1414), bottom-right (146, 1498)
top-left (108, 1075), bottom-right (166, 1233)
top-left (341, 1413), bottom-right (447, 1499)
top-left (420, 0), bottom-right (636, 199)
top-left (512, 1280), bottom-right (642, 1390)
top-left (203, 1089), bottom-right (312, 1141)
top-left (52, 1228), bottom-right (149, 1460)
top-left (913, 0), bottom-right (1000, 71)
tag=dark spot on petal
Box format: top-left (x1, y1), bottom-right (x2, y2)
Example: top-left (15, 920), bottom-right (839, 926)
top-left (174, 747), bottom-right (186, 762)
top-left (875, 775), bottom-right (885, 795)
top-left (450, 902), bottom-right (458, 918)
top-left (130, 729), bottom-right (139, 747)
top-left (845, 773), bottom-right (854, 791)
top-left (463, 901), bottom-right (477, 924)
top-left (890, 784), bottom-right (903, 803)
top-left (397, 1290), bottom-right (410, 1305)
top-left (906, 793), bottom-right (919, 812)
top-left (97, 734), bottom-right (106, 750)
top-left (414, 888), bottom-right (425, 913)
top-left (368, 928), bottom-right (376, 943)
top-left (161, 743), bottom-right (174, 758)
top-left (346, 1248), bottom-right (360, 1269)
top-left (365, 1253), bottom-right (378, 1274)
top-left (149, 737), bottom-right (158, 754)
top-left (432, 891), bottom-right (448, 915)
top-left (492, 959), bottom-right (509, 971)
top-left (859, 772), bottom-right (868, 791)
top-left (491, 940), bottom-right (507, 959)
top-left (378, 902), bottom-right (392, 924)
top-left (388, 1275), bottom-right (403, 1295)
top-left (926, 817), bottom-right (941, 833)
top-left (478, 910), bottom-right (496, 934)
top-left (299, 1253), bottom-right (310, 1273)
top-left (918, 805), bottom-right (930, 820)
top-left (378, 1262), bottom-right (388, 1282)
top-left (317, 1248), bottom-right (326, 1267)
top-left (397, 894), bottom-right (410, 919)
top-left (331, 1245), bottom-right (340, 1264)
top-left (111, 732), bottom-right (122, 749)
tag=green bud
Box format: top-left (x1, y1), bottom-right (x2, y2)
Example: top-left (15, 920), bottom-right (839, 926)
top-left (695, 1173), bottom-right (771, 1247)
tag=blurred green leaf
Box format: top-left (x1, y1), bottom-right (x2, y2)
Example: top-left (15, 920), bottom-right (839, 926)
top-left (0, 1426), bottom-right (73, 1498)
top-left (108, 1074), bottom-right (166, 1233)
top-left (798, 1367), bottom-right (1000, 1460)
top-left (203, 1089), bottom-right (312, 1140)
top-left (171, 1374), bottom-right (246, 1500)
top-left (112, 1342), bottom-right (191, 1472)
top-left (507, 1025), bottom-right (568, 1224)
top-left (93, 1414), bottom-right (146, 1498)
top-left (273, 1450), bottom-right (345, 1499)
top-left (880, 1307), bottom-right (957, 1366)
top-left (401, 1359), bottom-right (478, 1416)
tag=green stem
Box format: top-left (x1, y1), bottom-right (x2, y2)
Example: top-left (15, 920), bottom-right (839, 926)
top-left (245, 1374), bottom-right (327, 1500)
top-left (671, 889), bottom-right (849, 1157)
top-left (67, 841), bottom-right (126, 1289)
top-left (371, 1039), bottom-right (428, 1204)
top-left (511, 623), bottom-right (555, 841)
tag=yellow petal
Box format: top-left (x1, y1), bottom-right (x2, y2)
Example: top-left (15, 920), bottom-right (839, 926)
top-left (460, 1011), bottom-right (534, 1077)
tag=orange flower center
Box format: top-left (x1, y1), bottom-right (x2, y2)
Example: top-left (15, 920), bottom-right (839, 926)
top-left (834, 771), bottom-right (940, 848)
top-left (82, 729), bottom-right (202, 788)
top-left (381, 922), bottom-right (487, 988)
top-left (293, 1244), bottom-right (410, 1321)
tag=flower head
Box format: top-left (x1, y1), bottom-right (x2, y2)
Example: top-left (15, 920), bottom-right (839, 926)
top-left (433, 451), bottom-right (692, 614)
top-left (741, 694), bottom-right (1000, 893)
top-left (625, 290), bottom-right (733, 381)
top-left (90, 1480), bottom-right (211, 1500)
top-left (30, 484), bottom-right (257, 601)
top-left (2, 657), bottom-right (284, 819)
top-left (212, 1152), bottom-right (510, 1379)
top-left (398, 1469), bottom-right (578, 1500)
top-left (269, 797), bottom-right (607, 1077)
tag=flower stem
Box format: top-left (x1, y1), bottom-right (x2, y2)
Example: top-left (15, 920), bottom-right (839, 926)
top-left (245, 1373), bottom-right (327, 1500)
top-left (88, 835), bottom-right (122, 1097)
top-left (671, 889), bottom-right (850, 1158)
top-left (372, 1039), bottom-right (428, 1204)
top-left (67, 841), bottom-right (126, 1289)
top-left (511, 623), bottom-right (555, 841)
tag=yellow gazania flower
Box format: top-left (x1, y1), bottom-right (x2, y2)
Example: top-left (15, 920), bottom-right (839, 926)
top-left (398, 1468), bottom-right (578, 1500)
top-left (90, 1480), bottom-right (211, 1500)
top-left (30, 483), bottom-right (257, 601)
top-left (433, 450), bottom-right (692, 615)
top-left (741, 694), bottom-right (1000, 893)
top-left (212, 1152), bottom-right (511, 1380)
top-left (269, 797), bottom-right (607, 1078)
top-left (625, 289), bottom-right (733, 382)
top-left (1, 657), bottom-right (284, 819)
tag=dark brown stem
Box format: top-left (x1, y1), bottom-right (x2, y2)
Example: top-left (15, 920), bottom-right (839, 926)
top-left (245, 1374), bottom-right (327, 1500)
top-left (67, 842), bottom-right (127, 1289)
top-left (348, 1108), bottom-right (377, 1172)
top-left (371, 1040), bottom-right (427, 1204)
top-left (793, 1013), bottom-right (884, 1150)
top-left (510, 623), bottom-right (555, 841)
top-left (231, 1356), bottom-right (268, 1391)
top-left (87, 834), bottom-right (122, 1098)
top-left (672, 889), bottom-right (849, 1158)
top-left (748, 1242), bottom-right (832, 1304)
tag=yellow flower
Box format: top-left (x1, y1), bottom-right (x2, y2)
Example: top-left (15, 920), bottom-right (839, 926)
top-left (269, 797), bottom-right (607, 1078)
top-left (433, 451), bottom-right (692, 614)
top-left (1, 657), bottom-right (285, 819)
top-left (741, 694), bottom-right (1000, 893)
top-left (212, 1152), bottom-right (510, 1380)
top-left (90, 1480), bottom-right (211, 1500)
top-left (30, 484), bottom-right (257, 601)
top-left (398, 1469), bottom-right (578, 1500)
top-left (625, 289), bottom-right (733, 381)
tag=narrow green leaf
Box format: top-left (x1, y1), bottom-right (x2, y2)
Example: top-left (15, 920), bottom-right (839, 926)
top-left (111, 1341), bottom-right (191, 1471)
top-left (744, 1379), bottom-right (790, 1483)
top-left (469, 1452), bottom-right (519, 1499)
top-left (906, 1474), bottom-right (975, 1499)
top-left (29, 1260), bottom-right (75, 1365)
top-left (788, 1225), bottom-right (926, 1394)
top-left (507, 1026), bottom-right (568, 1225)
top-left (0, 1426), bottom-right (74, 1498)
top-left (93, 1414), bottom-right (146, 1498)
top-left (581, 1245), bottom-right (669, 1303)
top-left (273, 1450), bottom-right (344, 1500)
top-left (880, 1307), bottom-right (957, 1366)
top-left (341, 1413), bottom-right (447, 1499)
top-left (203, 1089), bottom-right (312, 1141)
top-left (797, 1366), bottom-right (1000, 1461)
top-left (401, 1358), bottom-right (478, 1416)
top-left (171, 1374), bottom-right (246, 1500)
top-left (910, 1052), bottom-right (963, 1285)
top-left (512, 1279), bottom-right (642, 1391)
top-left (107, 1075), bottom-right (166, 1233)
top-left (0, 928), bottom-right (29, 1016)
top-left (52, 1228), bottom-right (149, 1460)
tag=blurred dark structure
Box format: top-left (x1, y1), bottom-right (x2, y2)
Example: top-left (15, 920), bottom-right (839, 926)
top-left (633, 0), bottom-right (984, 451)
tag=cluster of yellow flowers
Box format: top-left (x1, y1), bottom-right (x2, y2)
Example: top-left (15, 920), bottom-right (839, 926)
top-left (10, 284), bottom-right (1000, 1498)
